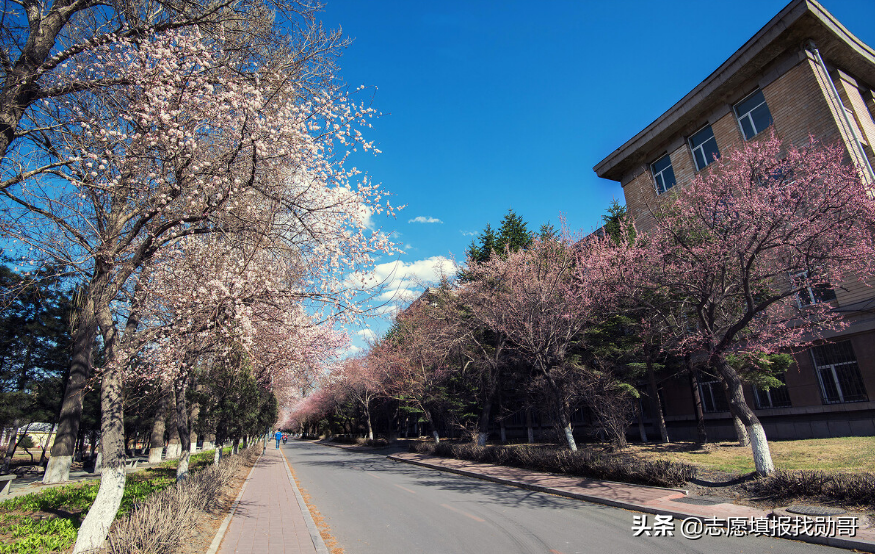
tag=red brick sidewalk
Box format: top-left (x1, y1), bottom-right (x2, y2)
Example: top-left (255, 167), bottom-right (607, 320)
top-left (215, 446), bottom-right (325, 554)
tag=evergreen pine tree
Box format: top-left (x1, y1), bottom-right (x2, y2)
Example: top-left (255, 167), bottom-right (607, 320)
top-left (495, 209), bottom-right (532, 254)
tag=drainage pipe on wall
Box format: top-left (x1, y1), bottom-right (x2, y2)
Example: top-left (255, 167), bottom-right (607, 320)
top-left (806, 40), bottom-right (875, 182)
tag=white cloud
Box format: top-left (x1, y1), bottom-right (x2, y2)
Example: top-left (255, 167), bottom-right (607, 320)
top-left (341, 344), bottom-right (363, 357)
top-left (408, 216), bottom-right (443, 224)
top-left (460, 230), bottom-right (477, 236)
top-left (356, 329), bottom-right (377, 341)
top-left (349, 255), bottom-right (458, 308)
top-left (372, 256), bottom-right (457, 289)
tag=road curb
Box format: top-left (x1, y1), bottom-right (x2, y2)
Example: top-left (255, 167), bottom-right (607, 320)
top-left (206, 451), bottom-right (261, 554)
top-left (280, 448), bottom-right (329, 554)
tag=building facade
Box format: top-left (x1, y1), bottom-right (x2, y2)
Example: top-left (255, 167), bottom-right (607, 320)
top-left (594, 0), bottom-right (875, 441)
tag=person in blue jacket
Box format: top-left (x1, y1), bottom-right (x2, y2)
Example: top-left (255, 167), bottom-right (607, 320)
top-left (274, 430), bottom-right (283, 449)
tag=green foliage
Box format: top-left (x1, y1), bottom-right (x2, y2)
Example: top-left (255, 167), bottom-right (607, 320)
top-left (600, 200), bottom-right (636, 246)
top-left (0, 482), bottom-right (99, 514)
top-left (466, 223), bottom-right (497, 264)
top-left (0, 517), bottom-right (78, 554)
top-left (193, 348), bottom-right (278, 445)
top-left (465, 209), bottom-right (533, 265)
top-left (495, 209), bottom-right (533, 254)
top-left (726, 352), bottom-right (793, 390)
top-left (0, 263), bottom-right (74, 429)
top-left (0, 450), bottom-right (229, 553)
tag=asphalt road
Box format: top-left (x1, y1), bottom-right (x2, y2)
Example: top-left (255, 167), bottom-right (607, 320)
top-left (282, 441), bottom-right (845, 554)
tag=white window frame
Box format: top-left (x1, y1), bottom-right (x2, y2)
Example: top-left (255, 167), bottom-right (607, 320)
top-left (753, 375), bottom-right (791, 410)
top-left (688, 124), bottom-right (720, 171)
top-left (734, 89), bottom-right (772, 140)
top-left (810, 342), bottom-right (868, 405)
top-left (651, 154), bottom-right (676, 195)
top-left (790, 270), bottom-right (836, 308)
top-left (698, 375), bottom-right (728, 413)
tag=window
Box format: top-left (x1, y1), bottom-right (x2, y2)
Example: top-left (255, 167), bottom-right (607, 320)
top-left (734, 89), bottom-right (773, 140)
top-left (698, 374), bottom-right (729, 413)
top-left (651, 154), bottom-right (676, 195)
top-left (754, 374), bottom-right (792, 409)
top-left (810, 341), bottom-right (868, 404)
top-left (689, 125), bottom-right (720, 171)
top-left (791, 270), bottom-right (837, 307)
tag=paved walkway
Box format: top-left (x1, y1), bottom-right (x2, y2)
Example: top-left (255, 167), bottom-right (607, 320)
top-left (214, 446), bottom-right (325, 554)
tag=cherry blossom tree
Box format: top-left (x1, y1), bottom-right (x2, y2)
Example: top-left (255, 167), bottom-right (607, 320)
top-left (636, 133), bottom-right (875, 476)
top-left (371, 300), bottom-right (460, 444)
top-left (0, 25), bottom-right (395, 551)
top-left (333, 356), bottom-right (384, 440)
top-left (0, 0), bottom-right (341, 167)
top-left (462, 233), bottom-right (623, 451)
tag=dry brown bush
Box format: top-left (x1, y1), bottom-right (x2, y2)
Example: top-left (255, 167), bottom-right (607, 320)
top-left (412, 442), bottom-right (696, 488)
top-left (102, 446), bottom-right (259, 554)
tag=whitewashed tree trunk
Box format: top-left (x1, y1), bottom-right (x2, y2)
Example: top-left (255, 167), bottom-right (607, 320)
top-left (432, 430), bottom-right (440, 445)
top-left (72, 344), bottom-right (127, 554)
top-left (563, 423), bottom-right (577, 452)
top-left (477, 432), bottom-right (488, 446)
top-left (748, 422), bottom-right (775, 475)
top-left (72, 465), bottom-right (125, 553)
top-left (214, 446), bottom-right (221, 465)
top-left (558, 403), bottom-right (577, 451)
top-left (715, 355), bottom-right (774, 476)
top-left (43, 455), bottom-right (73, 483)
top-left (176, 452), bottom-right (190, 480)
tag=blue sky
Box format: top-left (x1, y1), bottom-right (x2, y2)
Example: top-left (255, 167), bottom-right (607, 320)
top-left (317, 0), bottom-right (875, 352)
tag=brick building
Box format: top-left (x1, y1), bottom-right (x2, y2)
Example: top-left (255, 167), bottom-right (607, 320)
top-left (593, 0), bottom-right (875, 441)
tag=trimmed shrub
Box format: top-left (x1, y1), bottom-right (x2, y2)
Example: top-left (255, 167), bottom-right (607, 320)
top-left (747, 470), bottom-right (875, 507)
top-left (409, 442), bottom-right (696, 488)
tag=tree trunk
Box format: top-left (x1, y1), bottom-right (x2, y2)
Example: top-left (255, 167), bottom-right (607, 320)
top-left (499, 419), bottom-right (507, 444)
top-left (525, 407), bottom-right (534, 444)
top-left (477, 396), bottom-right (492, 446)
top-left (165, 385), bottom-right (181, 460)
top-left (2, 420), bottom-right (20, 474)
top-left (214, 444), bottom-right (222, 465)
top-left (545, 373), bottom-right (576, 451)
top-left (558, 406), bottom-right (577, 452)
top-left (714, 356), bottom-right (774, 475)
top-left (148, 381), bottom-right (171, 463)
top-left (71, 363), bottom-right (126, 554)
top-left (174, 375), bottom-right (191, 481)
top-left (44, 305), bottom-right (98, 484)
top-left (40, 424), bottom-right (57, 466)
top-left (646, 358), bottom-right (669, 443)
top-left (636, 401), bottom-right (649, 443)
top-left (687, 363), bottom-right (708, 446)
top-left (365, 404), bottom-right (374, 441)
top-left (722, 381), bottom-right (751, 447)
top-left (232, 438), bottom-right (239, 455)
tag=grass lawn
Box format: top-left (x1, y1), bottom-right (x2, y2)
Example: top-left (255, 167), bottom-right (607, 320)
top-left (0, 448), bottom-right (228, 554)
top-left (619, 436), bottom-right (875, 474)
